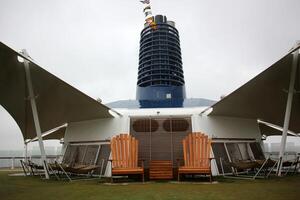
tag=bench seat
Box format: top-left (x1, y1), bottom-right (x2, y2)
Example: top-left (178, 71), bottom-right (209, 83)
top-left (178, 167), bottom-right (211, 174)
top-left (112, 167), bottom-right (144, 175)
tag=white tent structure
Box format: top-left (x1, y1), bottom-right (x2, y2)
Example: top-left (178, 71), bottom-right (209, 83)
top-left (0, 40), bottom-right (299, 178)
top-left (0, 42), bottom-right (118, 178)
top-left (202, 42), bottom-right (300, 175)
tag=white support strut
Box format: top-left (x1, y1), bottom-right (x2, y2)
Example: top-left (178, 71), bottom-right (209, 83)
top-left (24, 142), bottom-right (28, 163)
top-left (21, 49), bottom-right (50, 179)
top-left (277, 44), bottom-right (299, 176)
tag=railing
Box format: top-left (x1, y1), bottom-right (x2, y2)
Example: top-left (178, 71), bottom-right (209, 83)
top-left (265, 152), bottom-right (300, 161)
top-left (0, 155), bottom-right (62, 169)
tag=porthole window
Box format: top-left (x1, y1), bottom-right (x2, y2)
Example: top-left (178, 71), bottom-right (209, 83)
top-left (163, 118), bottom-right (189, 132)
top-left (132, 119), bottom-right (159, 132)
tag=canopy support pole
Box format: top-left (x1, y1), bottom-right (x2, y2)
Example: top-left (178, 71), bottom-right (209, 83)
top-left (277, 46), bottom-right (299, 176)
top-left (24, 142), bottom-right (28, 162)
top-left (21, 49), bottom-right (49, 179)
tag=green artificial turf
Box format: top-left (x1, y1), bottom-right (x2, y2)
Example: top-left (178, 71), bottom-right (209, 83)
top-left (0, 171), bottom-right (299, 200)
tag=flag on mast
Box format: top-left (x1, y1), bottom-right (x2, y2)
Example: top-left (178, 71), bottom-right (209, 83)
top-left (140, 0), bottom-right (150, 4)
top-left (146, 16), bottom-right (158, 30)
top-left (139, 0), bottom-right (157, 30)
top-left (145, 11), bottom-right (152, 17)
top-left (143, 5), bottom-right (151, 12)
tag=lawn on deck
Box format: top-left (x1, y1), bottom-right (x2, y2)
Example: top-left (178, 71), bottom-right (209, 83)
top-left (0, 171), bottom-right (299, 200)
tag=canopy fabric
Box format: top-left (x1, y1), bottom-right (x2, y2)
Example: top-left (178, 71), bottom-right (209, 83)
top-left (30, 126), bottom-right (66, 142)
top-left (258, 120), bottom-right (298, 137)
top-left (204, 44), bottom-right (300, 132)
top-left (41, 127), bottom-right (66, 141)
top-left (0, 42), bottom-right (113, 140)
top-left (259, 123), bottom-right (282, 136)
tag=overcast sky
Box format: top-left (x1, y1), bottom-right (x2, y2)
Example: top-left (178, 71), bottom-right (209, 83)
top-left (1, 0), bottom-right (300, 150)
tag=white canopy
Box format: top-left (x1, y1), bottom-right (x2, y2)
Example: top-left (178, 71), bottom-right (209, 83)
top-left (203, 44), bottom-right (300, 134)
top-left (0, 42), bottom-right (114, 140)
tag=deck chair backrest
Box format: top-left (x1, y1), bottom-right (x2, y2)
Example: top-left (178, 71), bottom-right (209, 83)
top-left (110, 134), bottom-right (138, 168)
top-left (182, 132), bottom-right (212, 168)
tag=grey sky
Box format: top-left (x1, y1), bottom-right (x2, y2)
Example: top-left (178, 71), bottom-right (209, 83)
top-left (0, 0), bottom-right (300, 150)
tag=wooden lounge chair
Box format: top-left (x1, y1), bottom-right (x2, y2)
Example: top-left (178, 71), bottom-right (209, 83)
top-left (281, 156), bottom-right (299, 174)
top-left (110, 134), bottom-right (144, 182)
top-left (229, 160), bottom-right (260, 171)
top-left (177, 132), bottom-right (213, 182)
top-left (50, 161), bottom-right (101, 181)
top-left (65, 164), bottom-right (100, 174)
top-left (220, 157), bottom-right (279, 179)
top-left (27, 160), bottom-right (46, 176)
top-left (20, 160), bottom-right (33, 176)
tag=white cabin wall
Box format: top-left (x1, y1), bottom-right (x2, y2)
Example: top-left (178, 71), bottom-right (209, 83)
top-left (64, 113), bottom-right (261, 142)
top-left (194, 115), bottom-right (261, 139)
top-left (62, 108), bottom-right (262, 177)
top-left (64, 116), bottom-right (127, 143)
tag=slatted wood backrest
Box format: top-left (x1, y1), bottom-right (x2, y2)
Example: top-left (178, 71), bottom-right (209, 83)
top-left (110, 134), bottom-right (138, 169)
top-left (182, 132), bottom-right (212, 168)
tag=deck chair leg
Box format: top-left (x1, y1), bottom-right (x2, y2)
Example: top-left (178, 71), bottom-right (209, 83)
top-left (293, 158), bottom-right (299, 174)
top-left (30, 165), bottom-right (35, 176)
top-left (210, 173), bottom-right (212, 182)
top-left (253, 158), bottom-right (269, 179)
top-left (142, 173), bottom-right (145, 183)
top-left (178, 172), bottom-right (180, 181)
top-left (45, 161), bottom-right (59, 180)
top-left (20, 160), bottom-right (28, 176)
top-left (110, 161), bottom-right (113, 183)
top-left (266, 160), bottom-right (278, 178)
top-left (293, 165), bottom-right (297, 174)
top-left (56, 162), bottom-right (72, 181)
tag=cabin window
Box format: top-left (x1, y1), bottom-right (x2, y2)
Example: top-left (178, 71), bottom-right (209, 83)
top-left (211, 143), bottom-right (232, 173)
top-left (62, 143), bottom-right (110, 175)
top-left (212, 141), bottom-right (265, 175)
top-left (95, 144), bottom-right (111, 175)
top-left (162, 118), bottom-right (189, 132)
top-left (132, 119), bottom-right (159, 132)
top-left (226, 143), bottom-right (243, 162)
top-left (250, 142), bottom-right (265, 160)
top-left (82, 145), bottom-right (99, 165)
top-left (62, 145), bottom-right (77, 164)
top-left (238, 143), bottom-right (252, 160)
top-left (74, 145), bottom-right (88, 164)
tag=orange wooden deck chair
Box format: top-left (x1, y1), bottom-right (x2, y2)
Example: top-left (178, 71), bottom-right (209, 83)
top-left (178, 132), bottom-right (213, 181)
top-left (110, 134), bottom-right (144, 182)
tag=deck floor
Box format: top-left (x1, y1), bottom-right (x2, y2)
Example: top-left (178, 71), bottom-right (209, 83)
top-left (0, 170), bottom-right (299, 200)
